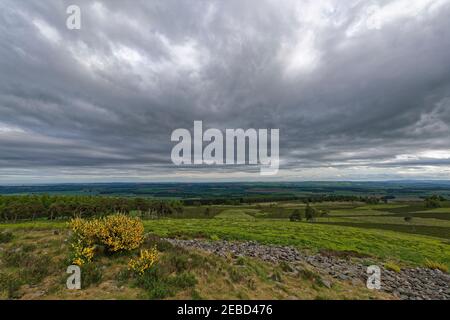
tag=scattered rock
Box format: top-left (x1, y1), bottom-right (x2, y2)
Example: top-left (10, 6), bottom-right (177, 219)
top-left (321, 279), bottom-right (332, 289)
top-left (165, 238), bottom-right (450, 300)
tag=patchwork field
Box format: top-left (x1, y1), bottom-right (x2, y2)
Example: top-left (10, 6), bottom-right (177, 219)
top-left (142, 216), bottom-right (449, 268)
top-left (0, 200), bottom-right (449, 300)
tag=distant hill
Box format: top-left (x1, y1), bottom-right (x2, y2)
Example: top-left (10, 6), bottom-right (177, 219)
top-left (1, 181), bottom-right (450, 200)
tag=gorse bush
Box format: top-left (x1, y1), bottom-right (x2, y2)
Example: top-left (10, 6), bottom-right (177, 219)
top-left (71, 239), bottom-right (95, 266)
top-left (99, 215), bottom-right (145, 252)
top-left (69, 217), bottom-right (99, 266)
top-left (121, 240), bottom-right (201, 299)
top-left (70, 218), bottom-right (98, 266)
top-left (128, 246), bottom-right (159, 275)
top-left (70, 217), bottom-right (102, 246)
top-left (69, 214), bottom-right (145, 265)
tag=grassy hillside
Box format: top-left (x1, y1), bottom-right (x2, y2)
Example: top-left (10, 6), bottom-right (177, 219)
top-left (142, 217), bottom-right (449, 268)
top-left (0, 228), bottom-right (390, 300)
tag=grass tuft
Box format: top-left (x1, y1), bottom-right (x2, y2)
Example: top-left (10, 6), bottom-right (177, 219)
top-left (424, 259), bottom-right (448, 273)
top-left (0, 272), bottom-right (23, 299)
top-left (81, 263), bottom-right (103, 288)
top-left (0, 231), bottom-right (13, 243)
top-left (384, 262), bottom-right (401, 273)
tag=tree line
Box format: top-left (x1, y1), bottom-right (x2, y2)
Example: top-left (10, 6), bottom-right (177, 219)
top-left (182, 195), bottom-right (387, 206)
top-left (0, 193), bottom-right (396, 222)
top-left (0, 195), bottom-right (183, 222)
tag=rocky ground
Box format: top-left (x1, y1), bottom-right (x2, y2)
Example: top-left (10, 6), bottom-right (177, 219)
top-left (165, 238), bottom-right (450, 300)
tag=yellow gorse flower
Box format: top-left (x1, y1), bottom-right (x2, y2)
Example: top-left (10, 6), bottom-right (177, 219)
top-left (71, 238), bottom-right (95, 266)
top-left (128, 246), bottom-right (159, 275)
top-left (98, 215), bottom-right (145, 252)
top-left (69, 214), bottom-right (145, 265)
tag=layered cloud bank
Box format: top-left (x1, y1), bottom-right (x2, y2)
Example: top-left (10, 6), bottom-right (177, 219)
top-left (1, 0), bottom-right (450, 182)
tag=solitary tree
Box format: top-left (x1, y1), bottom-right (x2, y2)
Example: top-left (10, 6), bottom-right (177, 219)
top-left (305, 204), bottom-right (316, 222)
top-left (289, 209), bottom-right (302, 222)
top-left (425, 195), bottom-right (442, 209)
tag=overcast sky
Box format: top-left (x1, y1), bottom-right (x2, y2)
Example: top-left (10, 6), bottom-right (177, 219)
top-left (1, 0), bottom-right (450, 183)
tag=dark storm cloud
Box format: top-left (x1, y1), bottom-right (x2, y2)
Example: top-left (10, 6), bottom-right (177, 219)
top-left (1, 0), bottom-right (450, 182)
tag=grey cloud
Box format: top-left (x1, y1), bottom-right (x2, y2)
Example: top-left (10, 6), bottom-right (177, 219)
top-left (1, 0), bottom-right (450, 182)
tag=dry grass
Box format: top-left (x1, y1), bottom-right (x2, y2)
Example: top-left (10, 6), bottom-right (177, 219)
top-left (384, 262), bottom-right (402, 273)
top-left (424, 259), bottom-right (449, 273)
top-left (0, 228), bottom-right (393, 300)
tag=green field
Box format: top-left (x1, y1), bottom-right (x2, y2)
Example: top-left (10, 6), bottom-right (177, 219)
top-left (141, 218), bottom-right (449, 268)
top-left (2, 202), bottom-right (449, 269)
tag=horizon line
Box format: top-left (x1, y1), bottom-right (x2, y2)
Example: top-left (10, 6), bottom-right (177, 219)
top-left (2, 179), bottom-right (450, 187)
